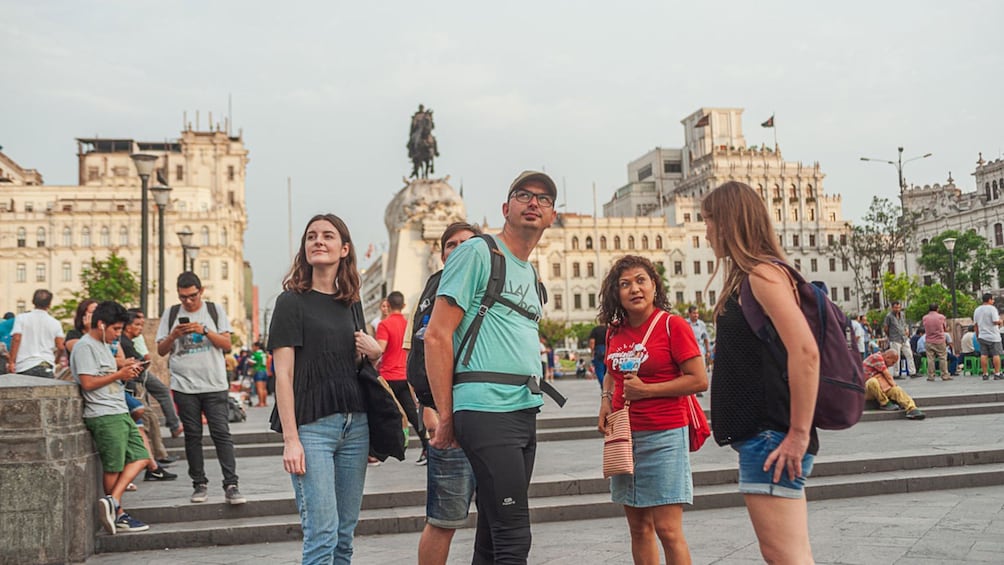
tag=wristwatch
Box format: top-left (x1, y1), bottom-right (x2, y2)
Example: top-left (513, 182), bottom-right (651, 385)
top-left (202, 324), bottom-right (209, 336)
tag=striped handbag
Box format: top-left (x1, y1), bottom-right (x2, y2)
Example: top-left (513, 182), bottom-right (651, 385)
top-left (602, 400), bottom-right (633, 478)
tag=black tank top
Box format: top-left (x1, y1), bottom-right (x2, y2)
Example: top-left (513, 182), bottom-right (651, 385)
top-left (712, 295), bottom-right (819, 454)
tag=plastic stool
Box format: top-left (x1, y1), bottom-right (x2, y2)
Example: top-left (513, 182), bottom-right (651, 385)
top-left (898, 357), bottom-right (910, 376)
top-left (919, 357), bottom-right (927, 375)
top-left (964, 356), bottom-right (981, 376)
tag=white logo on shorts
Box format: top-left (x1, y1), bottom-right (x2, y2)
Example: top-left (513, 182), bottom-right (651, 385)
top-left (502, 497), bottom-right (515, 506)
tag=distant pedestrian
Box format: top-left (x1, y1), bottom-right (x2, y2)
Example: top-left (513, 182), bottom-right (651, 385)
top-left (8, 289), bottom-right (65, 377)
top-left (973, 293), bottom-right (1003, 380)
top-left (588, 323), bottom-right (608, 386)
top-left (922, 304), bottom-right (951, 381)
top-left (883, 301), bottom-right (915, 377)
top-left (686, 305), bottom-right (711, 368)
top-left (251, 341), bottom-right (269, 406)
top-left (702, 181), bottom-right (819, 564)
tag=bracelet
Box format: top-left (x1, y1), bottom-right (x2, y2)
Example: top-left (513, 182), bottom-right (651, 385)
top-left (600, 391), bottom-right (613, 400)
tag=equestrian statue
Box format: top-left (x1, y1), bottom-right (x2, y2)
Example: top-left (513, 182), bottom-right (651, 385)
top-left (408, 104), bottom-right (439, 179)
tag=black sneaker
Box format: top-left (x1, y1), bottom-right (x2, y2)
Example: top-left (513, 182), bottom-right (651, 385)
top-left (114, 512), bottom-right (150, 533)
top-left (416, 450), bottom-right (428, 466)
top-left (995, 374), bottom-right (1004, 381)
top-left (191, 484), bottom-right (209, 503)
top-left (984, 374), bottom-right (990, 381)
top-left (144, 466), bottom-right (178, 481)
top-left (225, 484), bottom-right (246, 505)
top-left (905, 408), bottom-right (927, 420)
top-left (97, 495), bottom-right (117, 535)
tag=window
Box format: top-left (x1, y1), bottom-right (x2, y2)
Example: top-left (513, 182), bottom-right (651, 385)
top-left (112, 166), bottom-right (129, 177)
top-left (176, 165), bottom-right (184, 181)
top-left (36, 262), bottom-right (46, 282)
top-left (708, 290), bottom-right (716, 305)
top-left (119, 226), bottom-right (129, 246)
top-left (641, 235), bottom-right (649, 250)
top-left (842, 259), bottom-right (849, 271)
top-left (888, 262), bottom-right (896, 274)
top-left (870, 263), bottom-right (880, 280)
top-left (996, 223), bottom-right (1003, 246)
top-left (16, 263), bottom-right (26, 282)
top-left (663, 160), bottom-right (682, 173)
top-left (694, 261), bottom-right (701, 275)
top-left (692, 236), bottom-right (700, 248)
top-left (829, 258), bottom-right (836, 271)
top-left (17, 227), bottom-right (26, 247)
top-left (707, 261), bottom-right (714, 273)
top-left (200, 260), bottom-right (210, 279)
top-left (810, 258), bottom-right (818, 272)
top-left (36, 227), bottom-right (46, 247)
top-left (828, 212), bottom-right (837, 222)
top-left (675, 291), bottom-right (685, 304)
top-left (16, 300), bottom-right (26, 313)
top-left (587, 262), bottom-right (595, 277)
top-left (673, 261), bottom-right (683, 276)
top-left (100, 226), bottom-right (110, 246)
top-left (655, 235), bottom-right (663, 249)
top-left (82, 227), bottom-right (91, 247)
top-left (222, 297), bottom-right (229, 314)
top-left (840, 234), bottom-right (847, 245)
top-left (614, 236), bottom-right (621, 250)
top-left (684, 213), bottom-right (692, 222)
top-left (24, 202), bottom-right (33, 212)
top-left (201, 226), bottom-right (210, 246)
top-left (62, 226), bottom-right (72, 246)
top-left (552, 263), bottom-right (561, 278)
top-left (600, 236), bottom-right (607, 250)
top-left (571, 236), bottom-right (579, 250)
top-left (773, 185), bottom-right (782, 199)
top-left (794, 259), bottom-right (801, 271)
top-left (574, 294), bottom-right (582, 310)
top-left (809, 234), bottom-right (816, 247)
top-left (227, 165), bottom-right (235, 181)
top-left (923, 275), bottom-right (933, 286)
top-left (637, 164), bottom-right (652, 181)
top-left (627, 236), bottom-right (635, 250)
top-left (572, 262), bottom-right (580, 278)
top-left (790, 185), bottom-right (798, 200)
top-left (554, 294), bottom-right (563, 310)
top-left (758, 184), bottom-right (766, 199)
top-left (808, 208), bottom-right (816, 221)
top-left (831, 286), bottom-right (838, 301)
top-left (843, 287), bottom-right (851, 302)
top-left (87, 167), bottom-right (100, 181)
top-left (791, 208), bottom-right (799, 221)
top-left (994, 180), bottom-right (1000, 199)
top-left (221, 228), bottom-right (228, 246)
top-left (792, 234), bottom-right (800, 247)
top-left (588, 293), bottom-right (596, 308)
top-left (221, 261), bottom-right (229, 280)
top-left (774, 209), bottom-right (782, 222)
top-left (696, 290), bottom-right (703, 305)
top-left (827, 234), bottom-right (835, 246)
top-left (62, 262), bottom-right (72, 282)
top-left (585, 236), bottom-right (593, 250)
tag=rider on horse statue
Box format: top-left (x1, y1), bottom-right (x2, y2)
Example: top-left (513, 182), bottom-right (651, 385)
top-left (408, 104), bottom-right (439, 179)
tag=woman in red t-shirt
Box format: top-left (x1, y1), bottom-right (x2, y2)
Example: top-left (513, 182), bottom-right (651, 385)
top-left (597, 255), bottom-right (708, 564)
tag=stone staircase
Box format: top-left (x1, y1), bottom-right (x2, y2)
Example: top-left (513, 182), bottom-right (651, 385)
top-left (94, 388), bottom-right (1004, 553)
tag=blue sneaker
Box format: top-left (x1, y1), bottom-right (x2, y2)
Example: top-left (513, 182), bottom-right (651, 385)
top-left (114, 512), bottom-right (149, 533)
top-left (97, 496), bottom-right (116, 535)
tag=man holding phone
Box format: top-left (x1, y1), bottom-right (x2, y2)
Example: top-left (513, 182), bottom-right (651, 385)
top-left (156, 272), bottom-right (244, 505)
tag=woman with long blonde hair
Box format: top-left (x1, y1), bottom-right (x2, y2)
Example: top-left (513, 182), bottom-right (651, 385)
top-left (702, 181), bottom-right (819, 564)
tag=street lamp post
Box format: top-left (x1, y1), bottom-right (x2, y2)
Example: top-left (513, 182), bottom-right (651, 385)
top-left (860, 147), bottom-right (933, 277)
top-left (150, 184), bottom-right (173, 315)
top-left (131, 153), bottom-right (158, 316)
top-left (177, 228), bottom-right (194, 272)
top-left (943, 237), bottom-right (958, 318)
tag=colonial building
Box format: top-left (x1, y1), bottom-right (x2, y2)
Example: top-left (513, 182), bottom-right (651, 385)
top-left (0, 127), bottom-right (251, 338)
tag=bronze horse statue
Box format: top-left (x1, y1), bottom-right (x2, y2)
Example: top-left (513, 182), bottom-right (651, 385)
top-left (408, 105), bottom-right (439, 179)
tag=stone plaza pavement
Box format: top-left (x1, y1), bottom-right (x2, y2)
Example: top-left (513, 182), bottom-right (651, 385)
top-left (85, 376), bottom-right (1004, 564)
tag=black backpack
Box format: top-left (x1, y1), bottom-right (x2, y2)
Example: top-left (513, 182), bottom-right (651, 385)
top-left (406, 270), bottom-right (443, 408)
top-left (167, 302), bottom-right (230, 353)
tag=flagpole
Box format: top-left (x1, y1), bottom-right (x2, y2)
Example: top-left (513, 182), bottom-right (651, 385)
top-left (772, 111), bottom-right (778, 151)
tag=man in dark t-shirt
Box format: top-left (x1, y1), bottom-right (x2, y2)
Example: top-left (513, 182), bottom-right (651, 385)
top-left (588, 324), bottom-right (607, 387)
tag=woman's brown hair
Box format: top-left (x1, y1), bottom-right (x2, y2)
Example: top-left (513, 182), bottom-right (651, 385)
top-left (597, 255), bottom-right (671, 326)
top-left (701, 181), bottom-right (786, 317)
top-left (281, 214), bottom-right (361, 303)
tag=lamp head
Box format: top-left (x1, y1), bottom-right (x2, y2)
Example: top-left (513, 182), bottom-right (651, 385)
top-left (150, 184), bottom-right (173, 207)
top-left (942, 237), bottom-right (957, 252)
top-left (130, 153), bottom-right (158, 178)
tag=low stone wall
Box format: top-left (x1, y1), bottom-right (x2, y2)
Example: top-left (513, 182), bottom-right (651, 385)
top-left (0, 374), bottom-right (98, 565)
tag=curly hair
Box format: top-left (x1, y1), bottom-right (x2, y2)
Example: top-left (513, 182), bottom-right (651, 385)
top-left (597, 255), bottom-right (671, 326)
top-left (282, 214), bottom-right (361, 303)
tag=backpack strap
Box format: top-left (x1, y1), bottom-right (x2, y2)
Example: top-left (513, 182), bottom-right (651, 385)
top-left (168, 302), bottom-right (220, 330)
top-left (168, 304), bottom-right (181, 329)
top-left (206, 301), bottom-right (220, 330)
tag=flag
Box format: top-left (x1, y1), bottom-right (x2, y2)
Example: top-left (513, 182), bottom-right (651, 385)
top-left (365, 243), bottom-right (374, 259)
top-left (694, 115), bottom-right (710, 128)
top-left (761, 115), bottom-right (774, 128)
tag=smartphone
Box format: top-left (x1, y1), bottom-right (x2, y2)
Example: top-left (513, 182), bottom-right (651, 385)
top-left (178, 317), bottom-right (190, 324)
top-left (138, 360), bottom-right (152, 367)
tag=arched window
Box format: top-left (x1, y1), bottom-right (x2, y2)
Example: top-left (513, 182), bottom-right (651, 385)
top-left (806, 184), bottom-right (814, 198)
top-left (119, 226), bottom-right (129, 246)
top-left (789, 184), bottom-right (798, 199)
top-left (655, 235), bottom-right (663, 249)
top-left (100, 226), bottom-right (110, 246)
top-left (994, 180), bottom-right (1000, 200)
top-left (600, 236), bottom-right (607, 250)
top-left (757, 184), bottom-right (766, 199)
top-left (571, 236), bottom-right (579, 250)
top-left (220, 227), bottom-right (228, 246)
top-left (585, 236), bottom-right (593, 250)
top-left (641, 235), bottom-right (649, 250)
top-left (36, 227), bottom-right (46, 247)
top-left (16, 227), bottom-right (26, 247)
top-left (62, 226), bottom-right (72, 246)
top-left (221, 260), bottom-right (229, 280)
top-left (201, 226), bottom-right (210, 246)
top-left (773, 185), bottom-right (782, 199)
top-left (627, 236), bottom-right (635, 250)
top-left (613, 236), bottom-right (621, 250)
top-left (995, 223), bottom-right (1003, 246)
top-left (81, 227), bottom-right (91, 247)
top-left (987, 183), bottom-right (992, 200)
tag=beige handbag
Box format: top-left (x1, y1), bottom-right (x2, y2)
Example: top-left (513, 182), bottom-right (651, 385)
top-left (602, 311), bottom-right (665, 478)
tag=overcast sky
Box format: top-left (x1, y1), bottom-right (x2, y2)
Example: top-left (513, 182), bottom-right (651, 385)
top-left (4, 1), bottom-right (1003, 298)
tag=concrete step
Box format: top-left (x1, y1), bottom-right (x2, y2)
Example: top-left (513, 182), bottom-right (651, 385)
top-left (95, 461), bottom-right (1004, 553)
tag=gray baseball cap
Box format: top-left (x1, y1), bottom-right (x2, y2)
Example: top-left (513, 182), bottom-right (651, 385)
top-left (508, 170), bottom-right (557, 201)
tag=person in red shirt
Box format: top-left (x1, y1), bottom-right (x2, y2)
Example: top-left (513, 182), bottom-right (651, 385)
top-left (596, 255), bottom-right (708, 565)
top-left (863, 350), bottom-right (925, 420)
top-left (377, 291), bottom-right (428, 459)
top-left (921, 303), bottom-right (951, 381)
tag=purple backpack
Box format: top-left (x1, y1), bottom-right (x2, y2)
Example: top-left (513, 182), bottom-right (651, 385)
top-left (739, 261), bottom-right (865, 430)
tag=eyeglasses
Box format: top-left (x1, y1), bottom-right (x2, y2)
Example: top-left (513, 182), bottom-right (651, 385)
top-left (178, 290), bottom-right (201, 302)
top-left (509, 188), bottom-right (554, 208)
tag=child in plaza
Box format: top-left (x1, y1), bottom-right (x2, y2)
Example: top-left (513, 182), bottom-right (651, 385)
top-left (69, 300), bottom-right (151, 535)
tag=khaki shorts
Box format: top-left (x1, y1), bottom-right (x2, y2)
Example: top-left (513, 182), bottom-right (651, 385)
top-left (84, 413), bottom-right (149, 473)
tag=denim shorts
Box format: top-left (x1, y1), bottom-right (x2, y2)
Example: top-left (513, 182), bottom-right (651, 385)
top-left (425, 444), bottom-right (476, 528)
top-left (610, 427), bottom-right (693, 508)
top-left (731, 429), bottom-right (814, 499)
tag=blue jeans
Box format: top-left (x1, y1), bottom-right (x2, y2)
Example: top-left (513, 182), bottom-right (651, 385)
top-left (292, 412), bottom-right (369, 565)
top-left (426, 444), bottom-right (476, 528)
top-left (731, 429), bottom-right (814, 499)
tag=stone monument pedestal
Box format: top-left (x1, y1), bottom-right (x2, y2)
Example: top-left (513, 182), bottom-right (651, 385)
top-left (0, 374), bottom-right (99, 564)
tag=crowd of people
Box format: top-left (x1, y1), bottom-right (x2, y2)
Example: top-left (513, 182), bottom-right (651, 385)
top-left (4, 174), bottom-right (1003, 564)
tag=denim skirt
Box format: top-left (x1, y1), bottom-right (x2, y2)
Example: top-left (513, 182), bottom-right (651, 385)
top-left (610, 426), bottom-right (693, 508)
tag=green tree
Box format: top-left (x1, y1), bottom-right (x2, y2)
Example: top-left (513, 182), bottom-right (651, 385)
top-left (52, 253), bottom-right (139, 321)
top-left (568, 322), bottom-right (594, 348)
top-left (904, 282), bottom-right (979, 322)
top-left (538, 318), bottom-right (570, 347)
top-left (916, 230), bottom-right (1001, 291)
top-left (881, 272), bottom-right (919, 307)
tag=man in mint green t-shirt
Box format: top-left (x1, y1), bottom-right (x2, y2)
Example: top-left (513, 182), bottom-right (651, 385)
top-left (426, 170), bottom-right (556, 564)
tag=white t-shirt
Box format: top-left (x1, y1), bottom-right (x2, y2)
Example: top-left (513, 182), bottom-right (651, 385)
top-left (11, 309), bottom-right (65, 372)
top-left (156, 301), bottom-right (232, 394)
top-left (852, 320), bottom-right (865, 353)
top-left (973, 304), bottom-right (1002, 343)
top-left (70, 334), bottom-right (128, 418)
